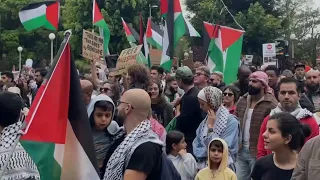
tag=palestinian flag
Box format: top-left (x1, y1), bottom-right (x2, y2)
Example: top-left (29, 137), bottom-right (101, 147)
top-left (146, 18), bottom-right (163, 50)
top-left (121, 17), bottom-right (140, 43)
top-left (93, 0), bottom-right (111, 55)
top-left (160, 0), bottom-right (168, 18)
top-left (19, 1), bottom-right (59, 31)
top-left (203, 22), bottom-right (245, 85)
top-left (143, 35), bottom-right (151, 67)
top-left (160, 0), bottom-right (200, 71)
top-left (20, 34), bottom-right (100, 179)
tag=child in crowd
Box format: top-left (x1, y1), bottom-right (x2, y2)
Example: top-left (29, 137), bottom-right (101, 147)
top-left (87, 94), bottom-right (122, 178)
top-left (166, 131), bottom-right (198, 180)
top-left (195, 138), bottom-right (237, 180)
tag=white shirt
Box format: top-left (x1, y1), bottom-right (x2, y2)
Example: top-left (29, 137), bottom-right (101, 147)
top-left (243, 109), bottom-right (253, 148)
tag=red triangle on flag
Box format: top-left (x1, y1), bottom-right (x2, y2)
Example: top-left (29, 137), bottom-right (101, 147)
top-left (146, 18), bottom-right (152, 38)
top-left (46, 2), bottom-right (59, 30)
top-left (93, 0), bottom-right (103, 24)
top-left (220, 26), bottom-right (244, 51)
top-left (204, 22), bottom-right (219, 39)
top-left (121, 18), bottom-right (132, 36)
top-left (174, 0), bottom-right (182, 13)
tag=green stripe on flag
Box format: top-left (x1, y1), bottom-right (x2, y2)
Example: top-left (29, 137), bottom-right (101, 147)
top-left (174, 13), bottom-right (186, 47)
top-left (224, 36), bottom-right (243, 84)
top-left (127, 35), bottom-right (136, 43)
top-left (94, 20), bottom-right (111, 55)
top-left (147, 38), bottom-right (162, 50)
top-left (20, 141), bottom-right (62, 180)
top-left (22, 15), bottom-right (47, 31)
top-left (161, 58), bottom-right (172, 72)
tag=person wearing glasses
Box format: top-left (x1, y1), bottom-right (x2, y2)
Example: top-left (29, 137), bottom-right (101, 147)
top-left (193, 86), bottom-right (239, 171)
top-left (222, 86), bottom-right (239, 114)
top-left (101, 80), bottom-right (121, 104)
top-left (210, 71), bottom-right (225, 90)
top-left (194, 66), bottom-right (210, 90)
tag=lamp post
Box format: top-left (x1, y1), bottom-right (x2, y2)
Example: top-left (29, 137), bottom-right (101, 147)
top-left (290, 34), bottom-right (296, 59)
top-left (149, 4), bottom-right (158, 18)
top-left (17, 46), bottom-right (23, 72)
top-left (49, 33), bottom-right (56, 65)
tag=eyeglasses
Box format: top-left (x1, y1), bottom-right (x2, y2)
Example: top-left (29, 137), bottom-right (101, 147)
top-left (223, 93), bottom-right (234, 97)
top-left (116, 100), bottom-right (134, 109)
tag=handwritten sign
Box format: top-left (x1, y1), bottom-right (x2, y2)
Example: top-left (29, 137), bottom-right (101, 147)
top-left (116, 45), bottom-right (143, 74)
top-left (82, 30), bottom-right (104, 60)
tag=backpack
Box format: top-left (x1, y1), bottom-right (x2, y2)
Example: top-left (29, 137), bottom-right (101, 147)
top-left (160, 153), bottom-right (182, 180)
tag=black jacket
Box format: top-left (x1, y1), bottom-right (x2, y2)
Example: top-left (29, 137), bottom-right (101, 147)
top-left (175, 87), bottom-right (203, 154)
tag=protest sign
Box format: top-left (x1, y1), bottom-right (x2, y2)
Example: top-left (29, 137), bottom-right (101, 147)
top-left (262, 43), bottom-right (277, 66)
top-left (149, 49), bottom-right (162, 66)
top-left (82, 30), bottom-right (104, 60)
top-left (116, 45), bottom-right (143, 74)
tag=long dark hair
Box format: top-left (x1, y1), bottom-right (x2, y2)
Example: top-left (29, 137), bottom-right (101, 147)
top-left (149, 80), bottom-right (167, 108)
top-left (166, 130), bottom-right (184, 154)
top-left (103, 80), bottom-right (121, 103)
top-left (222, 85), bottom-right (240, 103)
top-left (269, 112), bottom-right (311, 150)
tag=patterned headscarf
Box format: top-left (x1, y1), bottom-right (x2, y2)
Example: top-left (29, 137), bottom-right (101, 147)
top-left (249, 71), bottom-right (274, 95)
top-left (197, 86), bottom-right (222, 109)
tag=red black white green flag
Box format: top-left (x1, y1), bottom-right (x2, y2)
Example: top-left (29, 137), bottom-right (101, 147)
top-left (19, 1), bottom-right (59, 31)
top-left (20, 32), bottom-right (100, 180)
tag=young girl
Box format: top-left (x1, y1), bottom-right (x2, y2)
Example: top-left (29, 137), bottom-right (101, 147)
top-left (166, 131), bottom-right (198, 180)
top-left (87, 94), bottom-right (122, 178)
top-left (195, 138), bottom-right (237, 180)
top-left (251, 112), bottom-right (311, 180)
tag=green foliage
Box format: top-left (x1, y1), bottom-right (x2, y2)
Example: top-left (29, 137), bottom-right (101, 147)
top-left (235, 2), bottom-right (281, 55)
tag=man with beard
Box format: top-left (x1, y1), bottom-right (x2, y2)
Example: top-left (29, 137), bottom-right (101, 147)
top-left (164, 76), bottom-right (180, 103)
top-left (210, 71), bottom-right (225, 90)
top-left (264, 65), bottom-right (279, 96)
top-left (103, 89), bottom-right (163, 180)
top-left (34, 68), bottom-right (47, 88)
top-left (257, 77), bottom-right (318, 159)
top-left (305, 69), bottom-right (320, 112)
top-left (235, 71), bottom-right (277, 180)
top-left (231, 65), bottom-right (252, 96)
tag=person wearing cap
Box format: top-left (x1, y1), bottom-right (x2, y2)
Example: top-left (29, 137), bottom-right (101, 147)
top-left (210, 71), bottom-right (226, 90)
top-left (294, 63), bottom-right (306, 93)
top-left (194, 66), bottom-right (210, 90)
top-left (0, 91), bottom-right (40, 179)
top-left (175, 66), bottom-right (204, 154)
top-left (235, 71), bottom-right (278, 180)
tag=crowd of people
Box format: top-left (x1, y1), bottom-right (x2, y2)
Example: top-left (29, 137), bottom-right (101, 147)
top-left (1, 59), bottom-right (320, 180)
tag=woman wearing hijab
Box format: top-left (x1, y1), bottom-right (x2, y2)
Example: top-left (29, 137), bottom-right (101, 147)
top-left (193, 86), bottom-right (240, 171)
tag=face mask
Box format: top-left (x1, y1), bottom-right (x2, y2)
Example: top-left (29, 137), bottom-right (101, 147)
top-left (169, 86), bottom-right (177, 94)
top-left (29, 81), bottom-right (37, 90)
top-left (248, 85), bottom-right (261, 95)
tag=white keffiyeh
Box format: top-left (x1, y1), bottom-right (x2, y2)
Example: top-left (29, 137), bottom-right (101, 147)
top-left (0, 121), bottom-right (40, 180)
top-left (103, 120), bottom-right (163, 180)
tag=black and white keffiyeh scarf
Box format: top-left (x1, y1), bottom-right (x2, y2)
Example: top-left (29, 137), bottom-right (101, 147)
top-left (103, 120), bottom-right (162, 180)
top-left (0, 121), bottom-right (40, 180)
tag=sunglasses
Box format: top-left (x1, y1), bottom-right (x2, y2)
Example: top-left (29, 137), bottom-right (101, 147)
top-left (223, 93), bottom-right (234, 97)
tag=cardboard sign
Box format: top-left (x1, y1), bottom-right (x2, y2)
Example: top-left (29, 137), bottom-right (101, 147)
top-left (149, 49), bottom-right (162, 66)
top-left (116, 45), bottom-right (143, 74)
top-left (82, 30), bottom-right (104, 60)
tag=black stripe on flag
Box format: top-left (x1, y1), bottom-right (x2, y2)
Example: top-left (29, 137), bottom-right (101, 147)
top-left (20, 1), bottom-right (56, 11)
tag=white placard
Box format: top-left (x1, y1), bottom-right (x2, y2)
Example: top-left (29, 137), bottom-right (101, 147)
top-left (262, 43), bottom-right (277, 66)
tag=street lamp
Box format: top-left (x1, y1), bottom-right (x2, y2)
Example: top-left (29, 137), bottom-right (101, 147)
top-left (149, 4), bottom-right (158, 18)
top-left (49, 33), bottom-right (56, 65)
top-left (17, 46), bottom-right (23, 72)
top-left (290, 34), bottom-right (296, 59)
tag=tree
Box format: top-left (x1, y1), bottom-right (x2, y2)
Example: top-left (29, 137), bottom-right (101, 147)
top-left (235, 2), bottom-right (282, 55)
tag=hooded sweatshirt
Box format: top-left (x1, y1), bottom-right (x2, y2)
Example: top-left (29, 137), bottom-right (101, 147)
top-left (167, 152), bottom-right (198, 180)
top-left (87, 94), bottom-right (122, 168)
top-left (257, 103), bottom-right (319, 159)
top-left (195, 138), bottom-right (237, 180)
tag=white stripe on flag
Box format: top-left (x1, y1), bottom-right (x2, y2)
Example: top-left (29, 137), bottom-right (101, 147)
top-left (151, 29), bottom-right (163, 47)
top-left (184, 17), bottom-right (200, 37)
top-left (19, 5), bottom-right (47, 23)
top-left (60, 121), bottom-right (100, 180)
top-left (160, 21), bottom-right (170, 65)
